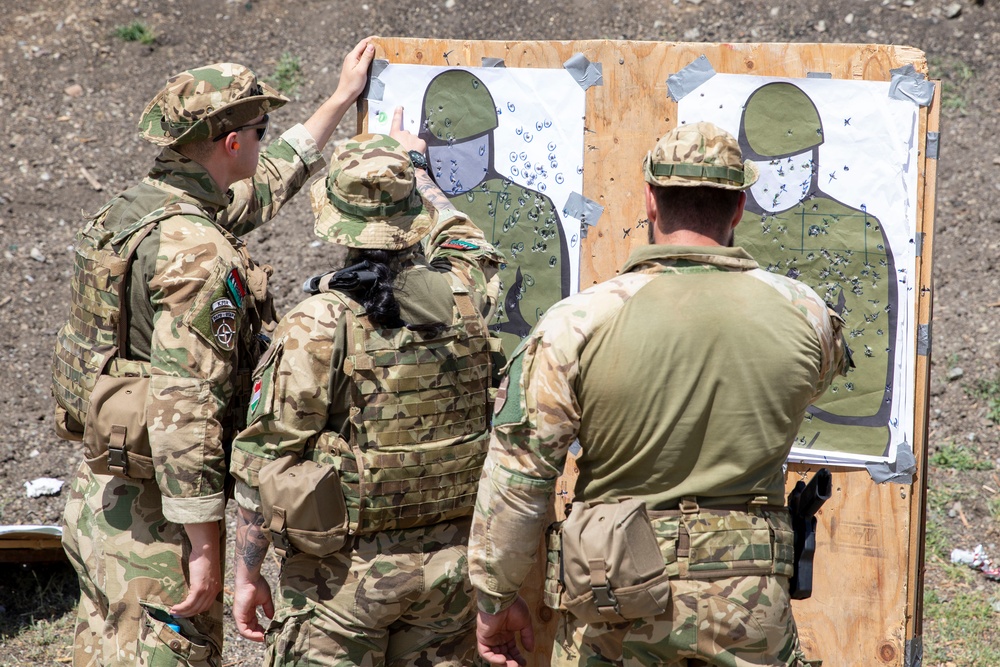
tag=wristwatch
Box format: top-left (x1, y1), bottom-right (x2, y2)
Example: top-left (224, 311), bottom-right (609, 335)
top-left (407, 150), bottom-right (428, 171)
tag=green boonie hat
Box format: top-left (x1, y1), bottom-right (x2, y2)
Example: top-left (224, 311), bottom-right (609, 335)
top-left (138, 63), bottom-right (288, 147)
top-left (312, 134), bottom-right (434, 251)
top-left (643, 121), bottom-right (759, 191)
top-left (423, 69), bottom-right (499, 142)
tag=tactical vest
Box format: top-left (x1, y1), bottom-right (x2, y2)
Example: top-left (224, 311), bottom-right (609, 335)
top-left (52, 195), bottom-right (272, 473)
top-left (317, 270), bottom-right (494, 534)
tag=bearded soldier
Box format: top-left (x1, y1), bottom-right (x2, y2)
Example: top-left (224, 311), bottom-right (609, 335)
top-left (54, 40), bottom-right (375, 666)
top-left (469, 122), bottom-right (851, 667)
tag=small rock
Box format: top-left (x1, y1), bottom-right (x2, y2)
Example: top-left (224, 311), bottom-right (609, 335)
top-left (30, 248), bottom-right (45, 262)
top-left (683, 27), bottom-right (701, 39)
top-left (948, 500), bottom-right (963, 518)
top-left (65, 83), bottom-right (84, 98)
top-left (686, 0), bottom-right (703, 4)
top-left (770, 6), bottom-right (780, 16)
top-left (815, 20), bottom-right (827, 32)
top-left (947, 367), bottom-right (964, 381)
top-left (945, 2), bottom-right (962, 18)
top-left (444, 0), bottom-right (455, 7)
top-left (29, 449), bottom-right (39, 458)
top-left (930, 381), bottom-right (947, 397)
top-left (992, 157), bottom-right (1000, 166)
top-left (968, 433), bottom-right (977, 442)
top-left (25, 477), bottom-right (64, 498)
top-left (845, 13), bottom-right (855, 23)
top-left (867, 29), bottom-right (880, 38)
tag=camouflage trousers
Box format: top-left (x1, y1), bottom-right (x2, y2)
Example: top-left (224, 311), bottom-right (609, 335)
top-left (552, 575), bottom-right (818, 667)
top-left (264, 517), bottom-right (477, 667)
top-left (61, 461), bottom-right (224, 667)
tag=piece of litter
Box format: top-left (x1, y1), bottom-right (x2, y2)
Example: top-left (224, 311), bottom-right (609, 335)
top-left (25, 477), bottom-right (64, 498)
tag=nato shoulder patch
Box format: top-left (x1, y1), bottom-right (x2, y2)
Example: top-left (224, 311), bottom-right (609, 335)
top-left (441, 239), bottom-right (479, 251)
top-left (210, 297), bottom-right (238, 351)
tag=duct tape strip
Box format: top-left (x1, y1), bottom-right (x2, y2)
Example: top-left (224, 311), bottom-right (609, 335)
top-left (927, 131), bottom-right (940, 159)
top-left (363, 59), bottom-right (389, 101)
top-left (667, 55), bottom-right (716, 102)
top-left (807, 72), bottom-right (833, 79)
top-left (917, 323), bottom-right (931, 356)
top-left (866, 440), bottom-right (917, 484)
top-left (889, 64), bottom-right (936, 106)
top-left (563, 192), bottom-right (604, 236)
top-left (915, 233), bottom-right (923, 257)
top-left (563, 54), bottom-right (603, 90)
top-left (905, 636), bottom-right (923, 667)
top-left (482, 57), bottom-right (506, 68)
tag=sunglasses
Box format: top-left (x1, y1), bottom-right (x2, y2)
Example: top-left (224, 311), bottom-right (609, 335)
top-left (213, 115), bottom-right (269, 142)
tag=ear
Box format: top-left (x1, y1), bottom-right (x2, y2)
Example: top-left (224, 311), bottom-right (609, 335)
top-left (644, 183), bottom-right (659, 226)
top-left (730, 191), bottom-right (747, 231)
top-left (222, 133), bottom-right (239, 155)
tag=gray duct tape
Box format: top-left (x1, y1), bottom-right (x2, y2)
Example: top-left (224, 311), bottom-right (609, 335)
top-left (563, 53), bottom-right (603, 90)
top-left (807, 72), bottom-right (833, 79)
top-left (482, 57), bottom-right (506, 68)
top-left (889, 64), bottom-right (936, 106)
top-left (917, 323), bottom-right (931, 356)
top-left (563, 192), bottom-right (604, 231)
top-left (363, 59), bottom-right (390, 101)
top-left (927, 131), bottom-right (940, 159)
top-left (866, 441), bottom-right (917, 484)
top-left (915, 232), bottom-right (923, 257)
top-left (667, 55), bottom-right (716, 102)
top-left (905, 636), bottom-right (923, 667)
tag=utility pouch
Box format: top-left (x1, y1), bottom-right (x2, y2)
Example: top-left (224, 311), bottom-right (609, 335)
top-left (54, 403), bottom-right (84, 442)
top-left (560, 498), bottom-right (672, 624)
top-left (83, 373), bottom-right (154, 480)
top-left (258, 454), bottom-right (349, 558)
top-left (543, 524), bottom-right (564, 610)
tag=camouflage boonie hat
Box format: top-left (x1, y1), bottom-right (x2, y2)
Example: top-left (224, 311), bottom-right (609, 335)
top-left (138, 63), bottom-right (288, 147)
top-left (643, 121), bottom-right (759, 191)
top-left (311, 134), bottom-right (434, 251)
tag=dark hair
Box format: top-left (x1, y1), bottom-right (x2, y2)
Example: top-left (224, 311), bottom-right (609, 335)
top-left (346, 248), bottom-right (405, 328)
top-left (651, 185), bottom-right (742, 241)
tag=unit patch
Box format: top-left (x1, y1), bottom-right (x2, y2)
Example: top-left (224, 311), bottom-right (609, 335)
top-left (210, 298), bottom-right (237, 351)
top-left (226, 269), bottom-right (247, 308)
top-left (441, 239), bottom-right (479, 251)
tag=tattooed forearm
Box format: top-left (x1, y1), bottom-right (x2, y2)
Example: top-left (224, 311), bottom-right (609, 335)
top-left (235, 507), bottom-right (269, 571)
top-left (415, 170), bottom-right (456, 213)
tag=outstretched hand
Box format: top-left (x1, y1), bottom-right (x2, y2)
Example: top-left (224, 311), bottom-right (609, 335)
top-left (476, 597), bottom-right (535, 667)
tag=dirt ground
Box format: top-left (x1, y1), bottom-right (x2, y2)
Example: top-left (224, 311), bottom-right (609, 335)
top-left (1, 0), bottom-right (998, 664)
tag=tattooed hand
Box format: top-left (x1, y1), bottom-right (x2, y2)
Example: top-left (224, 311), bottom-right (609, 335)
top-left (233, 505), bottom-right (274, 642)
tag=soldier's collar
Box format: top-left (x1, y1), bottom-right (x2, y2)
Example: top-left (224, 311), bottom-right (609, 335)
top-left (146, 148), bottom-right (232, 213)
top-left (620, 244), bottom-right (759, 274)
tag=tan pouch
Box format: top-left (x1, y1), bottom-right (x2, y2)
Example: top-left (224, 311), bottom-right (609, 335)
top-left (83, 374), bottom-right (154, 479)
top-left (54, 403), bottom-right (84, 442)
top-left (560, 498), bottom-right (672, 624)
top-left (258, 455), bottom-right (349, 558)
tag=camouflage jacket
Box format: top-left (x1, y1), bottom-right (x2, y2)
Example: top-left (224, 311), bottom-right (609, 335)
top-left (468, 244), bottom-right (849, 613)
top-left (230, 209), bottom-right (502, 512)
top-left (95, 124), bottom-right (323, 525)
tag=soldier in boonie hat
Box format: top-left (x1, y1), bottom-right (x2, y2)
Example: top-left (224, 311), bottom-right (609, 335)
top-left (138, 62), bottom-right (288, 147)
top-left (643, 121), bottom-right (759, 191)
top-left (311, 133), bottom-right (434, 250)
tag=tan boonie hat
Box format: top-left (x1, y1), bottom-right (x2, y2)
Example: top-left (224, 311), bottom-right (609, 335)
top-left (643, 121), bottom-right (759, 191)
top-left (138, 63), bottom-right (288, 147)
top-left (312, 134), bottom-right (434, 251)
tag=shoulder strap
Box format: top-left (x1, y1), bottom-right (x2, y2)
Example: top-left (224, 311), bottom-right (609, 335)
top-left (112, 202), bottom-right (208, 358)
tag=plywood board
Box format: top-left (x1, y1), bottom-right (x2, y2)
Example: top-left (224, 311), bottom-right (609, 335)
top-left (366, 37), bottom-right (933, 667)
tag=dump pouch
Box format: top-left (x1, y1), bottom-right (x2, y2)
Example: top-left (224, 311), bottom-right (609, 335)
top-left (559, 498), bottom-right (672, 624)
top-left (258, 454), bottom-right (349, 558)
top-left (83, 370), bottom-right (154, 480)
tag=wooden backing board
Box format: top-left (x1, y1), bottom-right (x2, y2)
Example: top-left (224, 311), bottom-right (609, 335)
top-left (365, 37), bottom-right (935, 667)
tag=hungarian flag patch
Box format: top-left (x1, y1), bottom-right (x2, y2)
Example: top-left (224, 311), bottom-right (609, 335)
top-left (226, 269), bottom-right (247, 308)
top-left (441, 239), bottom-right (479, 251)
top-left (249, 378), bottom-right (263, 412)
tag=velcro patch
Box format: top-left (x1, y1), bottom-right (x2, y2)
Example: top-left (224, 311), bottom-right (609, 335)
top-left (441, 239), bottom-right (479, 251)
top-left (210, 298), bottom-right (238, 351)
top-left (226, 269), bottom-right (247, 308)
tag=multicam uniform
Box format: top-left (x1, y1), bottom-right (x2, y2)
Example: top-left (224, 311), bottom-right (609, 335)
top-left (469, 244), bottom-right (849, 667)
top-left (59, 125), bottom-right (325, 667)
top-left (231, 205), bottom-right (501, 667)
